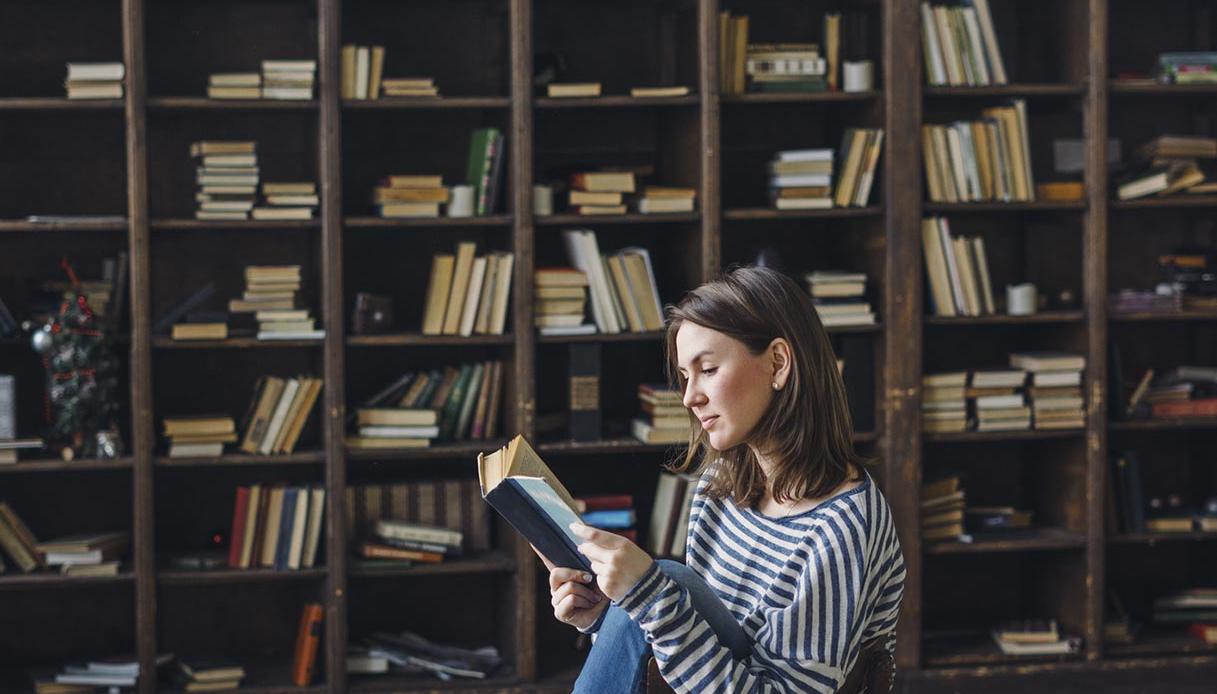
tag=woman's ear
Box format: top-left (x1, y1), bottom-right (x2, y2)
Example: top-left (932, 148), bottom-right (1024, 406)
top-left (769, 337), bottom-right (792, 390)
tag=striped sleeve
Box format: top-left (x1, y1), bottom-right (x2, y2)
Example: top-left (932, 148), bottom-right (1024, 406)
top-left (617, 514), bottom-right (874, 693)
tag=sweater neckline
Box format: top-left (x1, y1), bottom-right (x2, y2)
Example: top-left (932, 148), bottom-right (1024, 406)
top-left (743, 471), bottom-right (870, 524)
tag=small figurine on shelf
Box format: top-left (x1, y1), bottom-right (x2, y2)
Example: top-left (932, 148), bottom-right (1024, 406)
top-left (30, 258), bottom-right (121, 460)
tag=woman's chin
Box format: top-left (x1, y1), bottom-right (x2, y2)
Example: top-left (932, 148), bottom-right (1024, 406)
top-left (706, 429), bottom-right (738, 451)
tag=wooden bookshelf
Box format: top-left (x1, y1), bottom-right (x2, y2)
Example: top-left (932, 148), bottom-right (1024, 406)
top-left (1, 0), bottom-right (1214, 691)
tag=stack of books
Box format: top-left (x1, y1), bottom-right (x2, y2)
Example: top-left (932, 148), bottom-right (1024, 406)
top-left (919, 0), bottom-right (1007, 87)
top-left (635, 186), bottom-right (696, 214)
top-left (534, 267), bottom-right (592, 336)
top-left (357, 520), bottom-right (462, 569)
top-left (51, 657), bottom-right (150, 689)
top-left (1160, 251), bottom-right (1217, 312)
top-left (804, 271), bottom-right (875, 327)
top-left (174, 659), bottom-right (246, 692)
top-left (920, 216), bottom-right (997, 317)
top-left (65, 63), bottom-right (124, 100)
top-left (991, 619), bottom-right (1082, 656)
top-left (346, 478), bottom-right (490, 556)
top-left (420, 243), bottom-right (515, 336)
top-left (226, 483), bottom-right (326, 570)
top-left (968, 505), bottom-right (1033, 537)
top-left (648, 472), bottom-right (699, 559)
top-left (970, 368), bottom-right (1030, 432)
top-left (1138, 366), bottom-right (1217, 419)
top-left (547, 82), bottom-right (602, 98)
top-left (382, 77), bottom-right (439, 98)
top-left (238, 376), bottom-right (323, 455)
top-left (745, 43), bottom-right (826, 93)
top-left (253, 182), bottom-right (319, 221)
top-left (0, 501), bottom-right (43, 573)
top-left (1154, 589), bottom-right (1217, 629)
top-left (163, 415), bottom-right (237, 458)
top-left (35, 532), bottom-right (128, 577)
top-left (921, 372), bottom-right (968, 434)
top-left (261, 59), bottom-right (316, 100)
top-left (374, 174), bottom-right (449, 218)
top-left (575, 495), bottom-right (637, 542)
top-left (1010, 352), bottom-right (1086, 430)
top-left (346, 362), bottom-right (504, 449)
top-left (1117, 135), bottom-right (1217, 200)
top-left (562, 229), bottom-right (664, 335)
top-left (207, 72), bottom-right (260, 99)
top-left (1109, 289), bottom-right (1182, 315)
top-left (234, 265), bottom-right (323, 340)
top-left (769, 148), bottom-right (834, 210)
top-left (1157, 52), bottom-right (1217, 85)
top-left (922, 100), bottom-right (1035, 203)
top-left (632, 384), bottom-right (689, 444)
top-left (192, 140), bottom-right (258, 221)
top-left (833, 128), bottom-right (885, 207)
top-left (567, 171), bottom-right (635, 215)
top-left (921, 476), bottom-right (967, 542)
top-left (349, 407), bottom-right (438, 450)
top-left (340, 44), bottom-right (387, 99)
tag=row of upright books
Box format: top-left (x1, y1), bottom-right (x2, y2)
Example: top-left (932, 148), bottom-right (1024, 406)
top-left (162, 375), bottom-right (322, 458)
top-left (767, 129), bottom-right (883, 210)
top-left (420, 243), bottom-right (514, 336)
top-left (347, 361), bottom-right (505, 449)
top-left (207, 60), bottom-right (316, 100)
top-left (922, 353), bottom-right (1086, 433)
top-left (920, 216), bottom-right (997, 317)
top-left (560, 229), bottom-right (663, 335)
top-left (919, 0), bottom-right (1007, 87)
top-left (226, 484), bottom-right (326, 571)
top-left (648, 471), bottom-right (699, 560)
top-left (922, 100), bottom-right (1035, 203)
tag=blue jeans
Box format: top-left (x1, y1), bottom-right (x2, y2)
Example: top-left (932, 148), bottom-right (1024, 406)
top-left (571, 559), bottom-right (750, 694)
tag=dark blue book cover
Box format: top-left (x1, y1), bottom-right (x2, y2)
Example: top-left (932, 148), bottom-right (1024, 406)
top-left (485, 476), bottom-right (592, 574)
top-left (275, 487), bottom-right (299, 570)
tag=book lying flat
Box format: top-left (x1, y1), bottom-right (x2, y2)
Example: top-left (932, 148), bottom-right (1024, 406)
top-left (477, 435), bottom-right (590, 573)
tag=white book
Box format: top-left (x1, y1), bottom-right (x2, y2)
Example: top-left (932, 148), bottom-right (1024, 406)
top-left (933, 6), bottom-right (963, 86)
top-left (937, 219), bottom-right (968, 317)
top-left (257, 330), bottom-right (325, 340)
top-left (775, 197), bottom-right (833, 210)
top-left (489, 252), bottom-right (514, 335)
top-left (770, 173), bottom-right (832, 188)
top-left (961, 8), bottom-right (991, 86)
top-left (301, 487), bottom-right (326, 568)
top-left (971, 369), bottom-right (1028, 388)
top-left (358, 425), bottom-right (440, 438)
top-left (1032, 370), bottom-right (1082, 387)
top-left (168, 442), bottom-right (224, 458)
top-left (919, 3), bottom-right (947, 86)
top-left (56, 674), bottom-right (136, 687)
top-left (776, 148), bottom-right (834, 162)
top-left (970, 0), bottom-right (1008, 84)
top-left (975, 394), bottom-right (1026, 409)
top-left (921, 217), bottom-right (957, 317)
top-left (259, 378), bottom-right (300, 455)
top-left (472, 254), bottom-right (498, 335)
top-left (287, 485), bottom-right (310, 570)
top-left (355, 47), bottom-right (370, 100)
top-left (562, 229), bottom-right (620, 334)
top-left (539, 324), bottom-right (597, 336)
top-left (262, 60), bottom-right (317, 72)
top-left (67, 63), bottom-right (125, 81)
top-left (459, 256), bottom-right (488, 337)
top-left (818, 313), bottom-right (876, 327)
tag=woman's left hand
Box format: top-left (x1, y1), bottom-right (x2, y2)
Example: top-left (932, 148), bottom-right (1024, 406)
top-left (571, 523), bottom-right (654, 602)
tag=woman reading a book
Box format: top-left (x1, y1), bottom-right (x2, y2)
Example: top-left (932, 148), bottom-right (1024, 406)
top-left (544, 266), bottom-right (905, 693)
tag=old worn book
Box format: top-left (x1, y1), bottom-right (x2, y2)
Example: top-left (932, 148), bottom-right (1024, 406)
top-left (171, 323), bottom-right (227, 341)
top-left (478, 435), bottom-right (587, 571)
top-left (547, 82), bottom-right (602, 98)
top-left (421, 254), bottom-right (455, 335)
top-left (630, 86), bottom-right (690, 98)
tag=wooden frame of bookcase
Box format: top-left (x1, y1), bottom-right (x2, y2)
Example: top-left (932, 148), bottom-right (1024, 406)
top-left (5, 0), bottom-right (1217, 691)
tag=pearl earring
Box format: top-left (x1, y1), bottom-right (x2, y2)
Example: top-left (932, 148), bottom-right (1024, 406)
top-left (772, 382), bottom-right (780, 390)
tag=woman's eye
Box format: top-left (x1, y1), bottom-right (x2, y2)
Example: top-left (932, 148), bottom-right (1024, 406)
top-left (701, 367), bottom-right (717, 375)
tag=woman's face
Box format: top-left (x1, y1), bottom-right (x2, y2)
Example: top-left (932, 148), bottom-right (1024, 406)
top-left (675, 321), bottom-right (776, 451)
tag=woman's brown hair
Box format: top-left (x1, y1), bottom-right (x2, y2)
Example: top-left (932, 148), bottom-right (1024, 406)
top-left (664, 265), bottom-right (865, 506)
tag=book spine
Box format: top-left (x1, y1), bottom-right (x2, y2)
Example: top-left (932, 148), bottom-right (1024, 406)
top-left (568, 343), bottom-right (602, 441)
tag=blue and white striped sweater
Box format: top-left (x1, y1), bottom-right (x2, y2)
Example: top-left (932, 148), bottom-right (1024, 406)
top-left (617, 469), bottom-right (905, 693)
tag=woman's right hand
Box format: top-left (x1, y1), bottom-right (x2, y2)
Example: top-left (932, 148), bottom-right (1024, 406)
top-left (549, 566), bottom-right (608, 631)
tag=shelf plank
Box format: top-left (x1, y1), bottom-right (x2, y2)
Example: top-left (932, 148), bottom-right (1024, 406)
top-left (1109, 311), bottom-right (1217, 322)
top-left (925, 311), bottom-right (1085, 326)
top-left (0, 569), bottom-right (136, 591)
top-left (1105, 632), bottom-right (1217, 658)
top-left (344, 96), bottom-right (511, 109)
top-left (0, 219), bottom-right (128, 232)
top-left (0, 97), bottom-right (124, 110)
top-left (0, 457), bottom-right (134, 474)
top-left (923, 429), bottom-right (1084, 443)
top-left (923, 201), bottom-right (1085, 212)
top-left (151, 219), bottom-right (320, 230)
top-left (722, 90), bottom-right (880, 104)
top-left (537, 330), bottom-right (665, 344)
top-left (723, 206), bottom-right (881, 220)
top-left (535, 95), bottom-right (699, 108)
top-left (535, 212), bottom-right (700, 225)
top-left (155, 451), bottom-right (326, 467)
top-left (348, 673), bottom-right (520, 694)
top-left (147, 96), bottom-right (318, 110)
top-left (347, 333), bottom-right (513, 347)
top-left (349, 552), bottom-right (515, 578)
top-left (347, 440), bottom-right (507, 461)
top-left (1109, 418), bottom-right (1217, 432)
top-left (345, 215), bottom-right (513, 228)
top-left (157, 566), bottom-right (327, 585)
top-left (924, 528), bottom-right (1087, 555)
top-left (924, 83), bottom-right (1086, 98)
top-left (1108, 531), bottom-right (1217, 545)
top-left (1110, 81), bottom-right (1217, 96)
top-left (923, 638), bottom-right (1085, 669)
top-left (152, 336), bottom-right (324, 349)
top-left (1111, 196), bottom-right (1217, 209)
top-left (537, 438), bottom-right (685, 456)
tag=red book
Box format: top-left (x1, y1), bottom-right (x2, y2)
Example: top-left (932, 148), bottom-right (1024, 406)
top-left (359, 541), bottom-right (444, 564)
top-left (1188, 623), bottom-right (1217, 645)
top-left (576, 495), bottom-right (635, 512)
top-left (1152, 398), bottom-right (1217, 418)
top-left (228, 486), bottom-right (250, 568)
top-left (292, 602), bottom-right (324, 686)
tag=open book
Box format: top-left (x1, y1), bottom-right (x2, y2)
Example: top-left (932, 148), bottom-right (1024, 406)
top-left (477, 435), bottom-right (591, 573)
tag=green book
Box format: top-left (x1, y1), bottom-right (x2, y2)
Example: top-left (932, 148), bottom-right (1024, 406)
top-left (465, 128), bottom-right (499, 215)
top-left (439, 364), bottom-right (473, 440)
